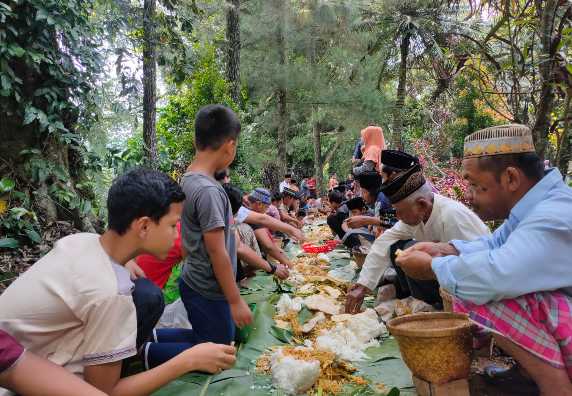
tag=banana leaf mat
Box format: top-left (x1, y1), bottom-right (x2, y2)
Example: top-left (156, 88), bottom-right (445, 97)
top-left (153, 240), bottom-right (416, 395)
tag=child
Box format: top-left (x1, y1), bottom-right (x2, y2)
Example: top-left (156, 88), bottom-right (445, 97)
top-left (341, 196), bottom-right (376, 249)
top-left (0, 168), bottom-right (236, 395)
top-left (179, 104), bottom-right (252, 342)
top-left (247, 188), bottom-right (293, 268)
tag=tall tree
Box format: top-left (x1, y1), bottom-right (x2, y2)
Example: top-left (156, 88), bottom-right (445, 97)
top-left (531, 0), bottom-right (572, 158)
top-left (391, 32), bottom-right (411, 149)
top-left (0, 0), bottom-right (102, 234)
top-left (274, 0), bottom-right (288, 174)
top-left (143, 0), bottom-right (158, 168)
top-left (360, 0), bottom-right (462, 149)
top-left (226, 0), bottom-right (241, 103)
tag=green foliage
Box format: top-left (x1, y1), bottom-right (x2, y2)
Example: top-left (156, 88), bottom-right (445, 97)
top-left (444, 78), bottom-right (497, 157)
top-left (0, 206), bottom-right (41, 247)
top-left (0, 0), bottom-right (101, 138)
top-left (154, 43), bottom-right (238, 172)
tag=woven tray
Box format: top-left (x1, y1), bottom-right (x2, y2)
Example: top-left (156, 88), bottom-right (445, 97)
top-left (387, 312), bottom-right (473, 384)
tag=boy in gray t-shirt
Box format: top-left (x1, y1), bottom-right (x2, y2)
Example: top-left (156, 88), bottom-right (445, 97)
top-left (177, 104), bottom-right (251, 347)
top-left (180, 173), bottom-right (237, 299)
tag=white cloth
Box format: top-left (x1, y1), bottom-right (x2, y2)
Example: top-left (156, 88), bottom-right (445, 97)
top-left (235, 205), bottom-right (251, 224)
top-left (357, 194), bottom-right (490, 291)
top-left (0, 233), bottom-right (137, 386)
top-left (279, 181), bottom-right (290, 193)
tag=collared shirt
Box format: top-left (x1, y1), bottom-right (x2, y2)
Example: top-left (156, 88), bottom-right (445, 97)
top-left (433, 169), bottom-right (572, 305)
top-left (358, 194), bottom-right (489, 291)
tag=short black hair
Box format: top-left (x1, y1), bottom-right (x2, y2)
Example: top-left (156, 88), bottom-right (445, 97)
top-left (284, 173), bottom-right (291, 178)
top-left (272, 192), bottom-right (282, 202)
top-left (356, 171), bottom-right (382, 195)
top-left (214, 168), bottom-right (229, 181)
top-left (346, 197), bottom-right (366, 211)
top-left (477, 153), bottom-right (544, 182)
top-left (223, 183), bottom-right (243, 215)
top-left (333, 184), bottom-right (347, 193)
top-left (195, 104), bottom-right (241, 151)
top-left (107, 168), bottom-right (185, 235)
top-left (328, 190), bottom-right (344, 204)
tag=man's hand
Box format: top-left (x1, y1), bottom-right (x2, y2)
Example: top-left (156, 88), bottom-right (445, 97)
top-left (125, 260), bottom-right (146, 280)
top-left (274, 264), bottom-right (290, 280)
top-left (404, 242), bottom-right (459, 258)
top-left (344, 283), bottom-right (370, 314)
top-left (184, 343), bottom-right (236, 374)
top-left (229, 298), bottom-right (253, 328)
top-left (345, 216), bottom-right (371, 229)
top-left (395, 250), bottom-right (436, 280)
top-left (291, 229), bottom-right (305, 243)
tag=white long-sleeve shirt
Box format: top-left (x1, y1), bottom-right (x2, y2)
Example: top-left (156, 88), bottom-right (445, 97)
top-left (357, 194), bottom-right (490, 291)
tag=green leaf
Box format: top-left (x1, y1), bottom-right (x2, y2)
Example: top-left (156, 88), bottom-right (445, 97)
top-left (0, 74), bottom-right (11, 91)
top-left (269, 325), bottom-right (293, 344)
top-left (8, 45), bottom-right (25, 57)
top-left (387, 387), bottom-right (401, 396)
top-left (9, 207), bottom-right (30, 219)
top-left (567, 64), bottom-right (572, 75)
top-left (25, 229), bottom-right (41, 243)
top-left (23, 106), bottom-right (37, 125)
top-left (0, 177), bottom-right (15, 194)
top-left (297, 306), bottom-right (313, 325)
top-left (0, 238), bottom-right (19, 249)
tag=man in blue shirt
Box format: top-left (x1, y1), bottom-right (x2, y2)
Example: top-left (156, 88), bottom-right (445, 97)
top-left (396, 124), bottom-right (572, 394)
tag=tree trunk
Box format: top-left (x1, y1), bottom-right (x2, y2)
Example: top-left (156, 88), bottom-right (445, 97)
top-left (226, 0), bottom-right (241, 104)
top-left (557, 94), bottom-right (571, 178)
top-left (531, 0), bottom-right (559, 159)
top-left (143, 0), bottom-right (158, 168)
top-left (312, 109), bottom-right (323, 195)
top-left (391, 33), bottom-right (410, 150)
top-left (275, 0), bottom-right (288, 173)
top-left (277, 89), bottom-right (288, 174)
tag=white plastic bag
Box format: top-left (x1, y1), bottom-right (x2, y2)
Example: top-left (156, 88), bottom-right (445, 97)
top-left (156, 298), bottom-right (192, 329)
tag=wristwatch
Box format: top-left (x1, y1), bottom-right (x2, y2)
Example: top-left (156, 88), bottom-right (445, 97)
top-left (267, 262), bottom-right (277, 274)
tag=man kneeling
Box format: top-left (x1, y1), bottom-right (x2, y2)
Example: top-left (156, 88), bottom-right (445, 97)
top-left (397, 125), bottom-right (572, 395)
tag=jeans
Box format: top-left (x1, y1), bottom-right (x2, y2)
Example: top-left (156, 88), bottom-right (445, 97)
top-left (144, 279), bottom-right (235, 369)
top-left (390, 240), bottom-right (443, 308)
top-left (132, 278), bottom-right (165, 349)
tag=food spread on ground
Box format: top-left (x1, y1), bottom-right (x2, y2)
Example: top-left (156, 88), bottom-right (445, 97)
top-left (153, 219), bottom-right (416, 396)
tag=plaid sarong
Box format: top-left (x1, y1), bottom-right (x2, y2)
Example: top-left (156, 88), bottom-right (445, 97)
top-left (454, 291), bottom-right (572, 377)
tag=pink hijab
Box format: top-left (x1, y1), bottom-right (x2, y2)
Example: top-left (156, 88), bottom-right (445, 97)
top-left (360, 126), bottom-right (385, 171)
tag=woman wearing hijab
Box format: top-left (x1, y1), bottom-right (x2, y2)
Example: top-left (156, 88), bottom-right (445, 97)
top-left (353, 125), bottom-right (385, 175)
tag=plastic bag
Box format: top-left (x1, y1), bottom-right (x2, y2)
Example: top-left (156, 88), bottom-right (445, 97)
top-left (156, 298), bottom-right (192, 329)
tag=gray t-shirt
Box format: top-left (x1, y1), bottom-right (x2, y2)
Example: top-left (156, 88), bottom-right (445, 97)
top-left (180, 172), bottom-right (237, 300)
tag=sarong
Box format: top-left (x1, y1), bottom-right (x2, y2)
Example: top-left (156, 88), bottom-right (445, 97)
top-left (454, 291), bottom-right (572, 377)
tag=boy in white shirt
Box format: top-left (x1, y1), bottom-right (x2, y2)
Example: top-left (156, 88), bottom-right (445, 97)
top-left (0, 168), bottom-right (236, 395)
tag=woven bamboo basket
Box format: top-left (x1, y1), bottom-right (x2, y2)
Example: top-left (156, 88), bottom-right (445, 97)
top-left (440, 288), bottom-right (454, 312)
top-left (352, 251), bottom-right (367, 268)
top-left (387, 312), bottom-right (473, 384)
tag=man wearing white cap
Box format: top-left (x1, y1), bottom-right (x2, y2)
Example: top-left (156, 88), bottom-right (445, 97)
top-left (397, 125), bottom-right (572, 394)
